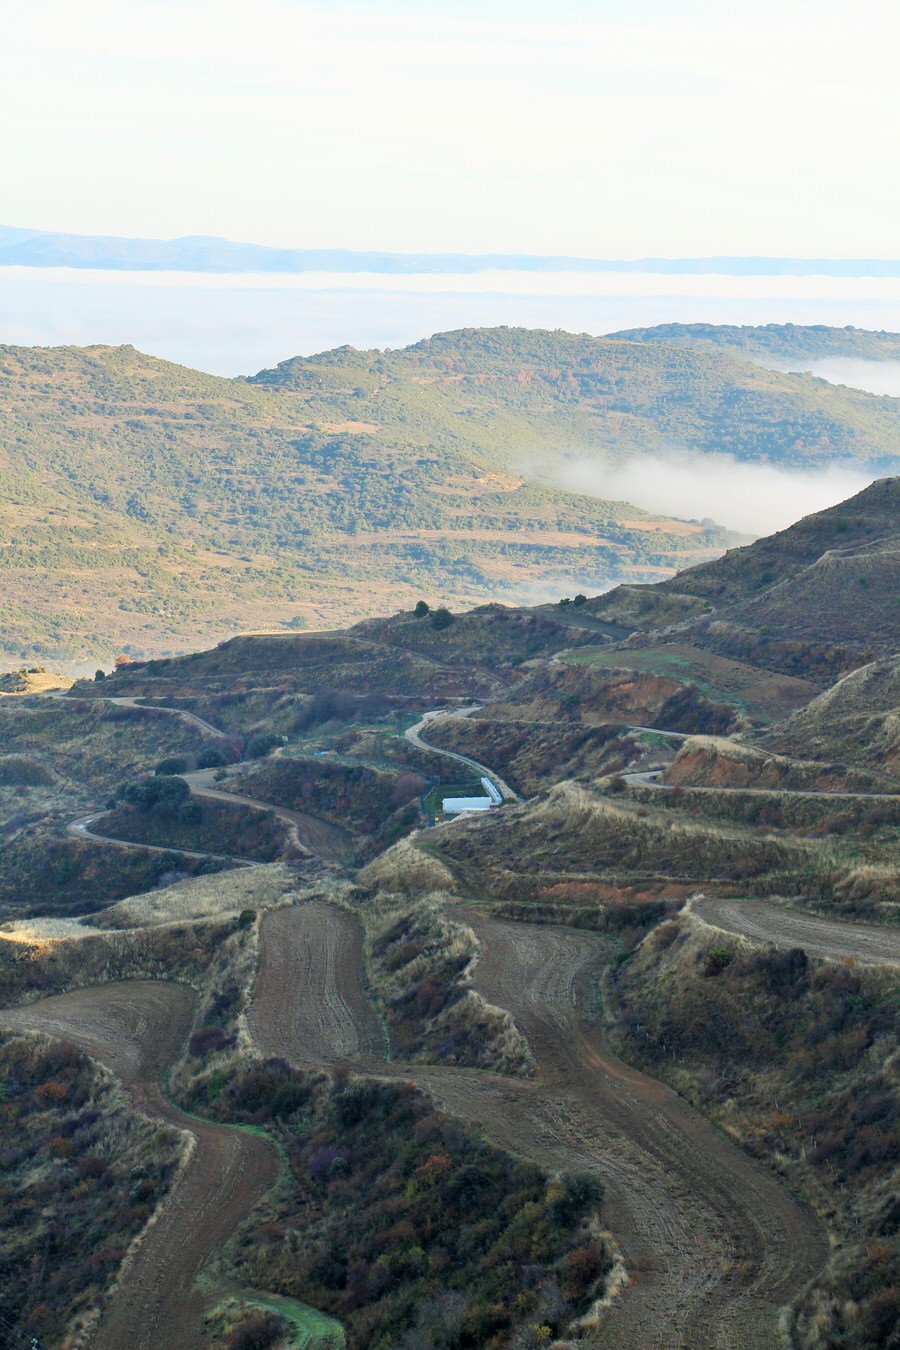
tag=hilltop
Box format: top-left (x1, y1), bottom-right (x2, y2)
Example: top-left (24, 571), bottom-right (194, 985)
top-left (6, 326), bottom-right (900, 663)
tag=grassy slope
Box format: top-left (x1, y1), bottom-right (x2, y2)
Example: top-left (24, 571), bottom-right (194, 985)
top-left (4, 327), bottom-right (900, 661)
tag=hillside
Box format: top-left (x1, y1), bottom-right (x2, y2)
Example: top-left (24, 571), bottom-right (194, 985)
top-left (4, 328), bottom-right (900, 663)
top-left (609, 322), bottom-right (900, 364)
top-left (762, 655), bottom-right (900, 782)
top-left (590, 476), bottom-right (900, 681)
top-left (0, 475), bottom-right (898, 1348)
top-left (252, 326), bottom-right (900, 471)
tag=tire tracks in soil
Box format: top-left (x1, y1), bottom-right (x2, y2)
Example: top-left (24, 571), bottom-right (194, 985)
top-left (247, 903), bottom-right (828, 1349)
top-left (0, 982), bottom-right (279, 1350)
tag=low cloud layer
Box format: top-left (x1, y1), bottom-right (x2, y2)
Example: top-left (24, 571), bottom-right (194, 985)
top-left (547, 452), bottom-right (877, 537)
top-left (776, 359), bottom-right (900, 399)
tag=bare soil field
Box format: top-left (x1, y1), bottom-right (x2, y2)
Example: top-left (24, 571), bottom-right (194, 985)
top-left (247, 902), bottom-right (827, 1348)
top-left (561, 644), bottom-right (820, 723)
top-left (691, 896), bottom-right (900, 965)
top-left (0, 981), bottom-right (280, 1350)
top-left (249, 902), bottom-right (384, 1065)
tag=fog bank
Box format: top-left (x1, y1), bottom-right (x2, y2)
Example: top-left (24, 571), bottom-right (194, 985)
top-left (4, 268), bottom-right (900, 377)
top-left (771, 358), bottom-right (900, 398)
top-left (546, 453), bottom-right (877, 537)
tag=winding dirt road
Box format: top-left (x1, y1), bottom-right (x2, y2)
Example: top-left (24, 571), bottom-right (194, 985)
top-left (247, 902), bottom-right (827, 1348)
top-left (405, 709), bottom-right (521, 801)
top-left (691, 896), bottom-right (900, 966)
top-left (24, 697), bottom-right (890, 1346)
top-left (0, 982), bottom-right (280, 1350)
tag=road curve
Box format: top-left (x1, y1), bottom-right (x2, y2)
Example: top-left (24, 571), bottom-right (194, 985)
top-left (184, 770), bottom-right (354, 864)
top-left (690, 896), bottom-right (900, 966)
top-left (249, 903), bottom-right (826, 1348)
top-left (68, 811), bottom-right (262, 867)
top-left (0, 982), bottom-right (280, 1350)
top-left (405, 709), bottom-right (521, 801)
top-left (51, 690), bottom-right (228, 740)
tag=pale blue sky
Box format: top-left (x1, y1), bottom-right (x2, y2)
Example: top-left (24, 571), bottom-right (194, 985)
top-left (1, 0), bottom-right (896, 256)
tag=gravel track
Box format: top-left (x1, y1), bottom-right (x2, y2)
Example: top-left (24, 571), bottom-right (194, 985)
top-left (0, 982), bottom-right (279, 1350)
top-left (249, 904), bottom-right (827, 1348)
top-left (691, 896), bottom-right (900, 965)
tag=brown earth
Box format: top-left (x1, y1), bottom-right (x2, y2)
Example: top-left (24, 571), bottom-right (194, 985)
top-left (690, 897), bottom-right (900, 966)
top-left (246, 901), bottom-right (827, 1348)
top-left (0, 981), bottom-right (280, 1350)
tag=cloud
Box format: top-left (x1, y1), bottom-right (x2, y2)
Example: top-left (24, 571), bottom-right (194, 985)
top-left (768, 358), bottom-right (900, 399)
top-left (544, 451), bottom-right (877, 537)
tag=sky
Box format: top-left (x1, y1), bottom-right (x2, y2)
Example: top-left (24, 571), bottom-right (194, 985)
top-left (1, 0), bottom-right (898, 258)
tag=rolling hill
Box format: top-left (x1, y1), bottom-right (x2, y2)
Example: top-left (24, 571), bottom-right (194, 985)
top-left (2, 328), bottom-right (899, 664)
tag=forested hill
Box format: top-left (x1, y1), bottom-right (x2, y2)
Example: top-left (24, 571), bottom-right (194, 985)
top-left (2, 327), bottom-right (899, 665)
top-left (607, 322), bottom-right (900, 364)
top-left (252, 326), bottom-right (900, 470)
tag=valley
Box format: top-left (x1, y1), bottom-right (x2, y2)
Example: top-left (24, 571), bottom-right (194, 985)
top-left (0, 379), bottom-right (897, 1347)
top-left (3, 323), bottom-right (900, 664)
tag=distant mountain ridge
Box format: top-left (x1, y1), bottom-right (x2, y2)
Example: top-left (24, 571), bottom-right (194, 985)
top-left (1, 223), bottom-right (899, 277)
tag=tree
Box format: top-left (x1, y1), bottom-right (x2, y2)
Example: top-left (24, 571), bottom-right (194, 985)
top-left (430, 607), bottom-right (453, 630)
top-left (413, 600), bottom-right (430, 618)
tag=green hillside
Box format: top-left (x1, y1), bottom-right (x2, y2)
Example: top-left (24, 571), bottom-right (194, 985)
top-left (2, 328), bottom-right (899, 663)
top-left (609, 322), bottom-right (900, 364)
top-left (253, 326), bottom-right (900, 469)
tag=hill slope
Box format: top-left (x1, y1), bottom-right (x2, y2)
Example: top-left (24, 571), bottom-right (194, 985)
top-left (591, 477), bottom-right (900, 680)
top-left (609, 322), bottom-right (900, 364)
top-left (3, 328), bottom-right (900, 662)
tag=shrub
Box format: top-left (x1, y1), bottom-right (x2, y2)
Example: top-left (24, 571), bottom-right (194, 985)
top-left (197, 745), bottom-right (228, 769)
top-left (245, 732), bottom-right (283, 760)
top-left (227, 1314), bottom-right (283, 1350)
top-left (155, 756), bottom-right (189, 776)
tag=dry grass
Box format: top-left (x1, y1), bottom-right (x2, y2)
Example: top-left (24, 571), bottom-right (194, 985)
top-left (99, 864), bottom-right (298, 929)
top-left (356, 839), bottom-right (533, 1075)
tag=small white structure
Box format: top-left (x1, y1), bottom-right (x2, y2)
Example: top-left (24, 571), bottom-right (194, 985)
top-left (442, 795), bottom-right (494, 817)
top-left (481, 777), bottom-right (503, 805)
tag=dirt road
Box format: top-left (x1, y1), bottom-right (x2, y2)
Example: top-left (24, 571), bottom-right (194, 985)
top-left (68, 810), bottom-right (262, 867)
top-left (691, 896), bottom-right (900, 966)
top-left (185, 770), bottom-right (354, 863)
top-left (0, 982), bottom-right (279, 1350)
top-left (248, 903), bottom-right (827, 1348)
top-left (405, 709), bottom-right (521, 801)
top-left (623, 768), bottom-right (899, 799)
